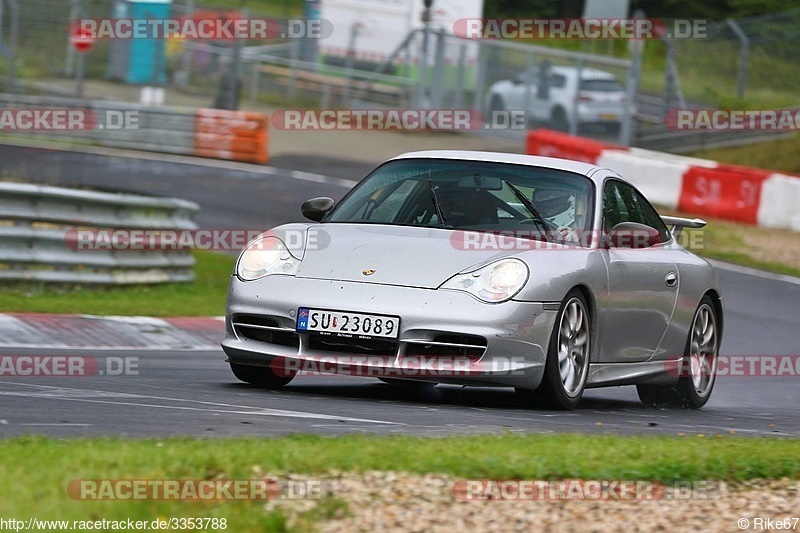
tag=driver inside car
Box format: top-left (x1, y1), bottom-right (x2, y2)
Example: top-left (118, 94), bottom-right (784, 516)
top-left (532, 188), bottom-right (581, 241)
top-left (436, 186), bottom-right (499, 228)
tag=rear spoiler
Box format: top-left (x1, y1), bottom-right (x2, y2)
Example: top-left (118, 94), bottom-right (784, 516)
top-left (661, 215), bottom-right (707, 237)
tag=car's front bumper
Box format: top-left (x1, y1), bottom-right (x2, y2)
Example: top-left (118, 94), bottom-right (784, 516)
top-left (221, 275), bottom-right (558, 389)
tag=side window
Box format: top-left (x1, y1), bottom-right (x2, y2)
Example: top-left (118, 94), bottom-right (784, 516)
top-left (603, 180), bottom-right (670, 242)
top-left (632, 190), bottom-right (671, 243)
top-left (602, 181), bottom-right (626, 230)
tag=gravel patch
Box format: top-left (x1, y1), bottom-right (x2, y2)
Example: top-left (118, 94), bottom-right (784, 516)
top-left (261, 471), bottom-right (800, 532)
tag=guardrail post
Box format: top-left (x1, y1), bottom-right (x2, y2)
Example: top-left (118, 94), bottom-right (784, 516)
top-left (417, 3), bottom-right (432, 108)
top-left (343, 22), bottom-right (361, 106)
top-left (429, 30), bottom-right (446, 110)
top-left (726, 19), bottom-right (750, 98)
top-left (569, 59), bottom-right (583, 136)
top-left (3, 0), bottom-right (19, 93)
top-left (453, 43), bottom-right (467, 110)
top-left (523, 51), bottom-right (535, 129)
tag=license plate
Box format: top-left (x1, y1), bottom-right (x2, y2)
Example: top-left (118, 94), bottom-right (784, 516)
top-left (600, 113), bottom-right (618, 120)
top-left (297, 308), bottom-right (400, 339)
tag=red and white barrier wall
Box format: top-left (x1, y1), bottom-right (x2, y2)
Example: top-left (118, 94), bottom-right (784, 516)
top-left (526, 129), bottom-right (800, 231)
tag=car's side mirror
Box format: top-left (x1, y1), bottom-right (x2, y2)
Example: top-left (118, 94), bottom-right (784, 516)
top-left (605, 222), bottom-right (662, 249)
top-left (301, 197), bottom-right (335, 222)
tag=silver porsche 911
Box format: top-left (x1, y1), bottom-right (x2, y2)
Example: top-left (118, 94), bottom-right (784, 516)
top-left (221, 151), bottom-right (723, 410)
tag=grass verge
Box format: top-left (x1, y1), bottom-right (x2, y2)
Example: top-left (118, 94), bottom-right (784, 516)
top-left (0, 434), bottom-right (798, 528)
top-left (0, 251), bottom-right (234, 316)
top-left (677, 215), bottom-right (800, 278)
top-left (688, 134), bottom-right (800, 175)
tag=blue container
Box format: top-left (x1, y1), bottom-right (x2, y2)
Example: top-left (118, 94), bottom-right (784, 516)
top-left (107, 0), bottom-right (171, 85)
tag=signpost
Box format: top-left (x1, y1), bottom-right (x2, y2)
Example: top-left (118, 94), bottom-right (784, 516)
top-left (70, 25), bottom-right (95, 98)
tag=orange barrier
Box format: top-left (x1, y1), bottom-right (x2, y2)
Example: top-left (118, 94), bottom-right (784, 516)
top-left (194, 109), bottom-right (269, 164)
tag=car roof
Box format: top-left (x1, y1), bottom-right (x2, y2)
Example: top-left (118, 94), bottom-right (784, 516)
top-left (390, 150), bottom-right (606, 181)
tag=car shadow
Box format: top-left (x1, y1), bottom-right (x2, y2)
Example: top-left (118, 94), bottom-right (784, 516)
top-left (222, 379), bottom-right (644, 412)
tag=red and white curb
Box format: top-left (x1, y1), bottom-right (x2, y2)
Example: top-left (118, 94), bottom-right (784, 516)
top-left (526, 129), bottom-right (800, 231)
top-left (0, 314), bottom-right (224, 350)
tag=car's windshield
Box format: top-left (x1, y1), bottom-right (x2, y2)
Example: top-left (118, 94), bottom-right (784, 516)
top-left (327, 159), bottom-right (595, 244)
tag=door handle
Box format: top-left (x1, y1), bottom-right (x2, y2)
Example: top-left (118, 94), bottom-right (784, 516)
top-left (665, 272), bottom-right (678, 287)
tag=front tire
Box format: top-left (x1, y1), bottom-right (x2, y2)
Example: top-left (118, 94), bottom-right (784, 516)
top-left (518, 289), bottom-right (591, 410)
top-left (230, 362), bottom-right (295, 389)
top-left (637, 296), bottom-right (719, 409)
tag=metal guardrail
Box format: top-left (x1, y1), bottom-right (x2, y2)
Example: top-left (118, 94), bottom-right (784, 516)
top-left (0, 182), bottom-right (200, 284)
top-left (0, 94), bottom-right (195, 153)
top-left (634, 122), bottom-right (794, 153)
top-left (0, 94), bottom-right (269, 163)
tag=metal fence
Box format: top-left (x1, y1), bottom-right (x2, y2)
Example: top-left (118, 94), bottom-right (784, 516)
top-left (0, 0), bottom-right (635, 144)
top-left (667, 9), bottom-right (800, 107)
top-left (247, 29), bottom-right (633, 144)
top-left (4, 1), bottom-right (795, 152)
top-left (0, 181), bottom-right (199, 284)
top-left (629, 9), bottom-right (800, 152)
top-left (0, 0), bottom-right (264, 101)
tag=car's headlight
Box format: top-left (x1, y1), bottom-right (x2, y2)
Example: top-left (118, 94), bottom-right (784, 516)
top-left (236, 237), bottom-right (300, 281)
top-left (440, 258), bottom-right (529, 303)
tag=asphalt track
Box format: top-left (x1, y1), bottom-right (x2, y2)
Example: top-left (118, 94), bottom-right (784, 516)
top-left (1, 141), bottom-right (799, 438)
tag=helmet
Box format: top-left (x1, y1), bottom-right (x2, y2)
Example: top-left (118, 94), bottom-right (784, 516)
top-left (533, 188), bottom-right (573, 219)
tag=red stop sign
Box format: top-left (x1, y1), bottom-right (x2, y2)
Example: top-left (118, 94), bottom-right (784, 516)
top-left (70, 26), bottom-right (95, 54)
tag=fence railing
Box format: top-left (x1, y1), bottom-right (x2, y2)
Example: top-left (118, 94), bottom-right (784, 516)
top-left (0, 182), bottom-right (200, 284)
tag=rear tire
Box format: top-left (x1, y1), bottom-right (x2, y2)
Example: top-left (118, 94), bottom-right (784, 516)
top-left (637, 296), bottom-right (719, 409)
top-left (230, 362), bottom-right (294, 389)
top-left (518, 289), bottom-right (591, 410)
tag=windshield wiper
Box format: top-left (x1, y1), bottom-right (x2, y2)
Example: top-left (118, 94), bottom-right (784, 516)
top-left (428, 172), bottom-right (449, 229)
top-left (503, 180), bottom-right (553, 242)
